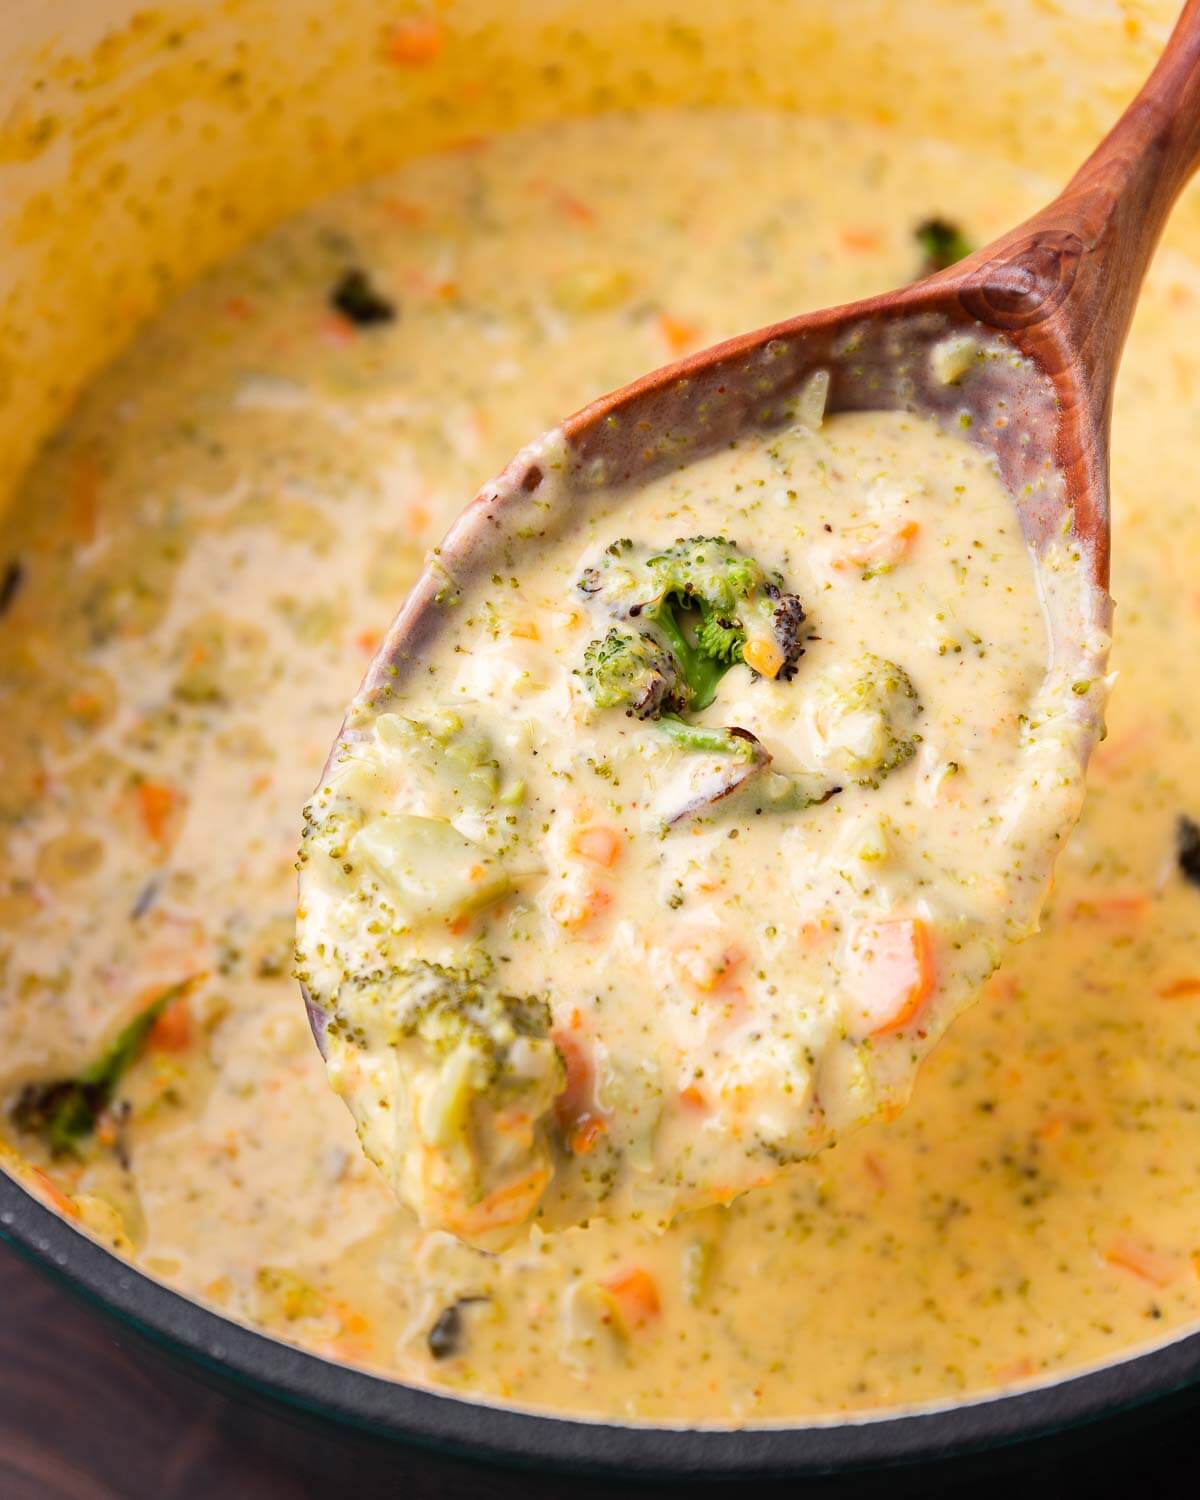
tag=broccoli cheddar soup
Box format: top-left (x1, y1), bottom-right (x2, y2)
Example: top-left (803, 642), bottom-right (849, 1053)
top-left (3, 110), bottom-right (1200, 1423)
top-left (296, 402), bottom-right (1104, 1244)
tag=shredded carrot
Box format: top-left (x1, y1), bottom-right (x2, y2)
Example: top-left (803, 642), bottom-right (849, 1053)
top-left (570, 1115), bottom-right (607, 1155)
top-left (601, 1267), bottom-right (661, 1331)
top-left (672, 935), bottom-right (743, 995)
top-left (844, 917), bottom-right (936, 1038)
top-left (840, 227), bottom-right (883, 253)
top-left (385, 17), bottom-right (445, 65)
top-left (553, 1030), bottom-right (595, 1128)
top-left (1104, 1237), bottom-right (1179, 1288)
top-left (570, 825), bottom-right (622, 868)
top-left (1159, 977), bottom-right (1200, 999)
top-left (863, 1152), bottom-right (888, 1190)
top-left (147, 992), bottom-right (192, 1053)
top-left (548, 884), bottom-right (611, 929)
top-left (448, 1165), bottom-right (551, 1237)
top-left (1068, 892), bottom-right (1150, 923)
top-left (30, 1168), bottom-right (80, 1220)
top-left (136, 780), bottom-right (181, 847)
top-left (657, 312), bottom-right (700, 355)
top-left (71, 451), bottom-right (101, 544)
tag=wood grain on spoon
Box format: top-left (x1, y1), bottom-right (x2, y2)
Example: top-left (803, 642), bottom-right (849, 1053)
top-left (561, 0), bottom-right (1200, 598)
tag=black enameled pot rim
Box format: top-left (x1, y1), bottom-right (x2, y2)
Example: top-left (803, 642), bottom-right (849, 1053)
top-left (4, 1169), bottom-right (1200, 1478)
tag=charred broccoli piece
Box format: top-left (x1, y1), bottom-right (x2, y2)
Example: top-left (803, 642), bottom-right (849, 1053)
top-left (915, 217), bottom-right (974, 276)
top-left (11, 977), bottom-right (198, 1156)
top-left (809, 654), bottom-right (922, 788)
top-left (577, 535), bottom-right (807, 713)
top-left (578, 627), bottom-right (690, 719)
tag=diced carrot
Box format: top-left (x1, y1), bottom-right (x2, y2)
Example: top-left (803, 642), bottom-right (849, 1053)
top-left (136, 780), bottom-right (181, 847)
top-left (678, 1085), bottom-right (709, 1113)
top-left (510, 620), bottom-right (540, 641)
top-left (385, 17), bottom-right (445, 65)
top-left (743, 637), bottom-right (784, 679)
top-left (1159, 978), bottom-right (1200, 999)
top-left (843, 917), bottom-right (936, 1038)
top-left (382, 197), bottom-right (428, 226)
top-left (355, 629), bottom-right (381, 654)
top-left (658, 312), bottom-right (700, 355)
top-left (840, 227), bottom-right (883, 253)
top-left (1104, 1237), bottom-right (1179, 1288)
top-left (147, 992), bottom-right (191, 1053)
top-left (445, 913), bottom-right (472, 936)
top-left (570, 825), bottom-right (622, 868)
top-left (601, 1267), bottom-right (661, 1331)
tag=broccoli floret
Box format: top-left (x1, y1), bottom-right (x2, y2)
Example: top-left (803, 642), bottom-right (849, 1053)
top-left (388, 960), bottom-right (557, 1092)
top-left (577, 535), bottom-right (807, 712)
top-left (578, 627), bottom-right (690, 719)
top-left (809, 654), bottom-right (922, 788)
top-left (914, 217), bottom-right (974, 276)
top-left (329, 959), bottom-right (565, 1243)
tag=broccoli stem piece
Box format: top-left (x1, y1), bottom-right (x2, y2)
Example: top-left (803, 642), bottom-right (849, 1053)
top-left (657, 714), bottom-right (763, 760)
top-left (12, 976), bottom-right (198, 1155)
top-left (641, 598), bottom-right (729, 711)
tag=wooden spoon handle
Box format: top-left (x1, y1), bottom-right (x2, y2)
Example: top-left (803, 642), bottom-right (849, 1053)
top-left (956, 0), bottom-right (1200, 417)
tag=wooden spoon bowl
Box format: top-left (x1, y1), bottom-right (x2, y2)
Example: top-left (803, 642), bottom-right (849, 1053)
top-left (305, 0), bottom-right (1200, 1058)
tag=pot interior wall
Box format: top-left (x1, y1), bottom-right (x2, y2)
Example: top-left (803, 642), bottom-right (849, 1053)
top-left (0, 0), bottom-right (1189, 516)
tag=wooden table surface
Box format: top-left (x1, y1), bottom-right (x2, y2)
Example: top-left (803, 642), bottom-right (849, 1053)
top-left (1, 1237), bottom-right (1197, 1499)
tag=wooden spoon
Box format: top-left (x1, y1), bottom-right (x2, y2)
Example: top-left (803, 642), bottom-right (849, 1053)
top-left (305, 1), bottom-right (1200, 1058)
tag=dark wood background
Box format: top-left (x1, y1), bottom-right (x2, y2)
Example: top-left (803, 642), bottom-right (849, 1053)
top-left (1, 1238), bottom-right (1197, 1499)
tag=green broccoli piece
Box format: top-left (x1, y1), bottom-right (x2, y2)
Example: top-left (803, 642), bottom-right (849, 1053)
top-left (655, 715), bottom-right (764, 761)
top-left (326, 959), bottom-right (566, 1239)
top-left (577, 535), bottom-right (807, 713)
top-left (578, 627), bottom-right (689, 719)
top-left (915, 217), bottom-right (974, 276)
top-left (11, 977), bottom-right (196, 1156)
top-left (810, 653), bottom-right (922, 788)
top-left (388, 960), bottom-right (559, 1094)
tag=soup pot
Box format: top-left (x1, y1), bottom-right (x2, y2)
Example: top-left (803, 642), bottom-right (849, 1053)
top-left (1, 0), bottom-right (1199, 1477)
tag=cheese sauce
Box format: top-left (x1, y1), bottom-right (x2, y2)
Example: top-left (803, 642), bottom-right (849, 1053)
top-left (296, 397), bottom-right (1100, 1244)
top-left (1, 110), bottom-right (1198, 1422)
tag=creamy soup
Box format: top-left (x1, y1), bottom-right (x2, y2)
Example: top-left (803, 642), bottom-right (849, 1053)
top-left (296, 396), bottom-right (1101, 1244)
top-left (1, 110), bottom-right (1199, 1423)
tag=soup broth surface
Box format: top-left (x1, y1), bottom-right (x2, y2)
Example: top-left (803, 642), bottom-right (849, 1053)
top-left (1, 110), bottom-right (1198, 1421)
